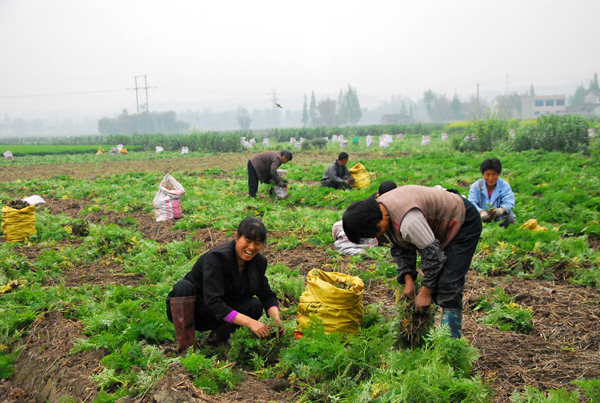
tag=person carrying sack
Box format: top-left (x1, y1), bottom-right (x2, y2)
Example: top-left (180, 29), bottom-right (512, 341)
top-left (166, 217), bottom-right (283, 353)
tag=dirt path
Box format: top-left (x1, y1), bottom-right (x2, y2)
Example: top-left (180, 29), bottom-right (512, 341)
top-left (0, 150), bottom-right (377, 182)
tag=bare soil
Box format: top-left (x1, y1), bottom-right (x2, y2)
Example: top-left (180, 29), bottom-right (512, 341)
top-left (2, 156), bottom-right (600, 402)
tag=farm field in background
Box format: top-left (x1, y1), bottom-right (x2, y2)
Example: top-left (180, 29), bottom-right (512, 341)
top-left (1, 133), bottom-right (600, 402)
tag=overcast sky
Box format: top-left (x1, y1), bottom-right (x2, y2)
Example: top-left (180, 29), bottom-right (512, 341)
top-left (1, 0), bottom-right (599, 119)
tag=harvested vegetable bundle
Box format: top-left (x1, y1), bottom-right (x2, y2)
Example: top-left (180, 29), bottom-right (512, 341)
top-left (396, 297), bottom-right (436, 349)
top-left (7, 199), bottom-right (30, 209)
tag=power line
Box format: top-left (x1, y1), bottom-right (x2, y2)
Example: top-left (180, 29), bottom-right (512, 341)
top-left (0, 89), bottom-right (127, 99)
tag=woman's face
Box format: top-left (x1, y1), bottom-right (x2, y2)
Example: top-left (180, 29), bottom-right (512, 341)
top-left (483, 169), bottom-right (500, 188)
top-left (234, 233), bottom-right (263, 264)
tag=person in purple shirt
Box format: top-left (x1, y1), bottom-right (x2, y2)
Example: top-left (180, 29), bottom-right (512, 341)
top-left (468, 158), bottom-right (516, 228)
top-left (166, 217), bottom-right (283, 352)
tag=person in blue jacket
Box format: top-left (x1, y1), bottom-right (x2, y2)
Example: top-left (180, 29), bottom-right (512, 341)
top-left (468, 158), bottom-right (516, 227)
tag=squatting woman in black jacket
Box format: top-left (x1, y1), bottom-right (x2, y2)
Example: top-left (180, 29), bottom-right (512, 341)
top-left (166, 217), bottom-right (283, 353)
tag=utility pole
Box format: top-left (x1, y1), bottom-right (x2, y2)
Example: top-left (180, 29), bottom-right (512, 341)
top-left (134, 75), bottom-right (150, 133)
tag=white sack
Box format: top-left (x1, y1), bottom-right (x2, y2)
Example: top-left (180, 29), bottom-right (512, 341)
top-left (152, 174), bottom-right (186, 222)
top-left (332, 221), bottom-right (377, 256)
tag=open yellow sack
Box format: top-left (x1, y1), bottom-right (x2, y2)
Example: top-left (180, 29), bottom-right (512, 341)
top-left (348, 163), bottom-right (370, 190)
top-left (1, 204), bottom-right (36, 242)
top-left (296, 269), bottom-right (364, 338)
top-left (519, 219), bottom-right (547, 233)
top-left (96, 146), bottom-right (105, 155)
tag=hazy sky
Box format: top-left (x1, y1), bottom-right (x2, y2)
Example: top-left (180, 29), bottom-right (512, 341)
top-left (1, 0), bottom-right (599, 119)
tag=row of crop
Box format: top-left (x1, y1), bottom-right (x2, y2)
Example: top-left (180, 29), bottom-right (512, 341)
top-left (3, 115), bottom-right (599, 156)
top-left (453, 114), bottom-right (599, 153)
top-left (0, 144), bottom-right (144, 157)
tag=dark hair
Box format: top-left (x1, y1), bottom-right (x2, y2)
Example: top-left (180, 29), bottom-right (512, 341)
top-left (480, 158), bottom-right (502, 175)
top-left (237, 217), bottom-right (267, 243)
top-left (342, 198), bottom-right (382, 244)
top-left (378, 180), bottom-right (397, 196)
top-left (281, 150), bottom-right (293, 161)
top-left (338, 152), bottom-right (349, 161)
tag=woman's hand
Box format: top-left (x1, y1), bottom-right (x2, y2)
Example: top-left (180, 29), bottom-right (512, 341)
top-left (267, 306), bottom-right (285, 337)
top-left (249, 320), bottom-right (270, 339)
top-left (273, 317), bottom-right (285, 337)
top-left (403, 275), bottom-right (417, 300)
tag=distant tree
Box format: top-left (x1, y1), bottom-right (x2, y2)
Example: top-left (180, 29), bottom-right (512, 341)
top-left (589, 72), bottom-right (599, 91)
top-left (336, 89), bottom-right (346, 125)
top-left (236, 107), bottom-right (251, 130)
top-left (529, 84), bottom-right (535, 96)
top-left (569, 85), bottom-right (587, 106)
top-left (336, 84), bottom-right (362, 126)
top-left (451, 94), bottom-right (462, 120)
top-left (98, 109), bottom-right (189, 135)
top-left (400, 101), bottom-right (407, 115)
top-left (409, 104), bottom-right (413, 118)
top-left (309, 91), bottom-right (319, 127)
top-left (301, 94), bottom-right (309, 127)
top-left (317, 97), bottom-right (336, 127)
top-left (423, 90), bottom-right (452, 122)
top-left (495, 92), bottom-right (522, 118)
top-left (345, 85), bottom-right (362, 125)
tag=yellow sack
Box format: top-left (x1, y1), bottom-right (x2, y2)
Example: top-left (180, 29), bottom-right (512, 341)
top-left (119, 147), bottom-right (128, 154)
top-left (96, 146), bottom-right (105, 155)
top-left (296, 269), bottom-right (363, 338)
top-left (519, 219), bottom-right (548, 233)
top-left (348, 163), bottom-right (370, 190)
top-left (1, 204), bottom-right (36, 242)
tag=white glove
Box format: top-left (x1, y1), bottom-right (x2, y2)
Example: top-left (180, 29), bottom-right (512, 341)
top-left (491, 207), bottom-right (506, 219)
top-left (480, 210), bottom-right (491, 222)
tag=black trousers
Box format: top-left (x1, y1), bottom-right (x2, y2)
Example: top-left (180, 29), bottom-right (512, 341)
top-left (321, 178), bottom-right (349, 189)
top-left (166, 279), bottom-right (263, 332)
top-left (434, 197), bottom-right (482, 309)
top-left (248, 160), bottom-right (259, 197)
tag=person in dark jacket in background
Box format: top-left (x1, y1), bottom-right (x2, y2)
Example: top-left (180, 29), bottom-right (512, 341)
top-left (166, 217), bottom-right (283, 352)
top-left (247, 150), bottom-right (293, 197)
top-left (321, 152), bottom-right (354, 189)
top-left (369, 180), bottom-right (398, 200)
top-left (342, 185), bottom-right (482, 339)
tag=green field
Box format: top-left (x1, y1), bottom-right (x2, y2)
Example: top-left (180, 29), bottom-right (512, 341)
top-left (1, 128), bottom-right (600, 402)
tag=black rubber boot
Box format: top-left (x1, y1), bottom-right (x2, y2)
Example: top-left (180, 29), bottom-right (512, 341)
top-left (170, 296), bottom-right (196, 353)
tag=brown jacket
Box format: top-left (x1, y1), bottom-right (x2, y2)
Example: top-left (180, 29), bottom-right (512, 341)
top-left (377, 185), bottom-right (465, 249)
top-left (249, 151), bottom-right (283, 184)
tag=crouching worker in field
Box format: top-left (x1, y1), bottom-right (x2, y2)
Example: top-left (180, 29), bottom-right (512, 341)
top-left (321, 152), bottom-right (355, 189)
top-left (342, 185), bottom-right (482, 338)
top-left (166, 217), bottom-right (284, 353)
top-left (247, 150), bottom-right (292, 198)
top-left (468, 158), bottom-right (516, 227)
